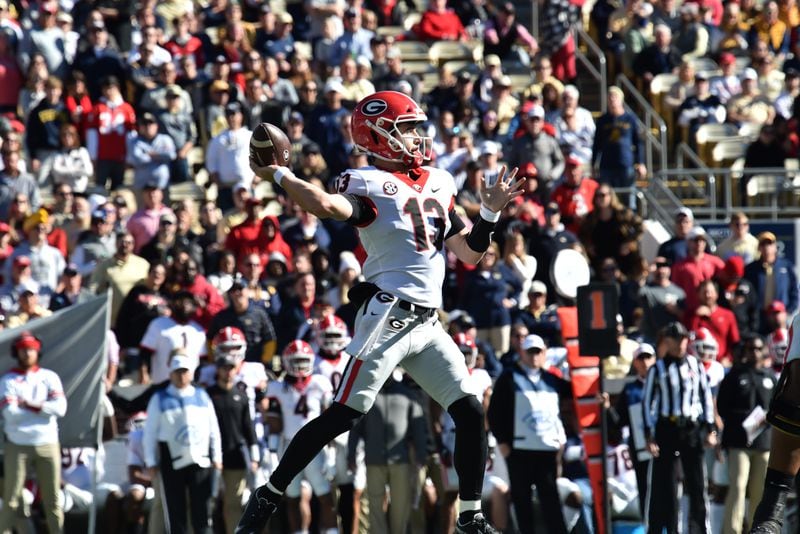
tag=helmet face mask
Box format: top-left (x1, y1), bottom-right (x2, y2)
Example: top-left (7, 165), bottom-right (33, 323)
top-left (692, 329), bottom-right (718, 362)
top-left (315, 315), bottom-right (351, 356)
top-left (352, 91), bottom-right (433, 168)
top-left (212, 327), bottom-right (247, 364)
top-left (282, 340), bottom-right (315, 378)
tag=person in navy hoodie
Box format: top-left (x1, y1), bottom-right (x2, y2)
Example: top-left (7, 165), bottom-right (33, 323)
top-left (743, 231), bottom-right (799, 334)
top-left (459, 241), bottom-right (522, 355)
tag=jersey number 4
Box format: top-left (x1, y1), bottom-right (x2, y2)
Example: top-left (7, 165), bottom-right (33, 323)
top-left (403, 197), bottom-right (446, 251)
top-left (294, 394), bottom-right (309, 417)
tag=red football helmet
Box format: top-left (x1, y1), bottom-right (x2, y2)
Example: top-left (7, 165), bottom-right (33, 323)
top-left (212, 326), bottom-right (247, 365)
top-left (769, 328), bottom-right (789, 363)
top-left (352, 91), bottom-right (432, 168)
top-left (691, 328), bottom-right (718, 361)
top-left (315, 314), bottom-right (351, 357)
top-left (282, 340), bottom-right (315, 378)
top-left (453, 332), bottom-right (478, 368)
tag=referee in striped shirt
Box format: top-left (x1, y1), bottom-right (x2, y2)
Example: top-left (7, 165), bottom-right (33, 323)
top-left (642, 321), bottom-right (718, 534)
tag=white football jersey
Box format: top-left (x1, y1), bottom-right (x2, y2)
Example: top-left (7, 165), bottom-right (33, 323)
top-left (786, 315), bottom-right (800, 364)
top-left (140, 316), bottom-right (207, 383)
top-left (702, 359), bottom-right (725, 390)
top-left (61, 446), bottom-right (104, 490)
top-left (266, 375), bottom-right (333, 441)
top-left (441, 368), bottom-right (492, 454)
top-left (335, 166), bottom-right (458, 309)
top-left (314, 354), bottom-right (350, 392)
top-left (606, 443), bottom-right (639, 514)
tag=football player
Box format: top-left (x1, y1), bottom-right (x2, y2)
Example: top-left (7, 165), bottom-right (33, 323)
top-left (239, 90), bottom-right (521, 534)
top-left (313, 315), bottom-right (366, 533)
top-left (265, 340), bottom-right (337, 534)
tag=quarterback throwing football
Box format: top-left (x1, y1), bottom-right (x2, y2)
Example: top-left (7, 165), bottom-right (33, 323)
top-left (237, 91), bottom-right (523, 534)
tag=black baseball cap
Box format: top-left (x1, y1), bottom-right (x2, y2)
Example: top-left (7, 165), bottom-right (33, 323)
top-left (660, 321), bottom-right (689, 340)
top-left (302, 142), bottom-right (321, 155)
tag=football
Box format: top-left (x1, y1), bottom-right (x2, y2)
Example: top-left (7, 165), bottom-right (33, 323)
top-left (250, 122), bottom-right (292, 167)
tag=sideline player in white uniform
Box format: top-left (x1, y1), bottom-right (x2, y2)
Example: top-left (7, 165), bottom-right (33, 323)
top-left (692, 328), bottom-right (725, 391)
top-left (59, 446), bottom-right (120, 515)
top-left (313, 315), bottom-right (367, 533)
top-left (436, 333), bottom-right (494, 533)
top-left (238, 91), bottom-right (522, 534)
top-left (265, 340), bottom-right (337, 534)
top-left (199, 327), bottom-right (269, 440)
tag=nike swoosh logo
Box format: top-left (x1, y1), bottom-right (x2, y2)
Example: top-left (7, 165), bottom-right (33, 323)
top-left (369, 312), bottom-right (379, 316)
top-left (431, 187), bottom-right (441, 193)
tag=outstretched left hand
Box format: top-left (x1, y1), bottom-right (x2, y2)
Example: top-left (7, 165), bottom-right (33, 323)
top-left (479, 166), bottom-right (525, 213)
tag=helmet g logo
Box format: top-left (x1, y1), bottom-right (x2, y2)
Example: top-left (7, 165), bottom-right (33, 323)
top-left (362, 99), bottom-right (388, 116)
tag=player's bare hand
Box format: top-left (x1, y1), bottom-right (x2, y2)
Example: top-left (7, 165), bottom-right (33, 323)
top-left (250, 157), bottom-right (290, 184)
top-left (479, 165), bottom-right (525, 213)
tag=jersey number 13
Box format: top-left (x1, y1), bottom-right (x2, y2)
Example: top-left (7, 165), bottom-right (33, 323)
top-left (403, 197), bottom-right (446, 251)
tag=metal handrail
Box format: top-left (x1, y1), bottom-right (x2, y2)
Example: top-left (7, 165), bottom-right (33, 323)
top-left (615, 74), bottom-right (669, 172)
top-left (652, 166), bottom-right (800, 221)
top-left (674, 142), bottom-right (719, 219)
top-left (573, 26), bottom-right (608, 113)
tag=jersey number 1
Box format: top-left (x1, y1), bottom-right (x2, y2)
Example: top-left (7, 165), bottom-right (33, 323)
top-left (403, 198), bottom-right (446, 251)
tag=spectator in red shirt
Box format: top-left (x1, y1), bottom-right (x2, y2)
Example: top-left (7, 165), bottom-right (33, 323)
top-left (688, 279), bottom-right (740, 364)
top-left (63, 71), bottom-right (92, 140)
top-left (0, 32), bottom-right (22, 114)
top-left (169, 254), bottom-right (225, 330)
top-left (86, 76), bottom-right (136, 190)
top-left (671, 227), bottom-right (725, 318)
top-left (257, 216), bottom-right (293, 267)
top-left (164, 13), bottom-right (205, 69)
top-left (550, 154), bottom-right (599, 234)
top-left (516, 162), bottom-right (545, 227)
top-left (411, 0), bottom-right (468, 42)
top-left (224, 198), bottom-right (264, 267)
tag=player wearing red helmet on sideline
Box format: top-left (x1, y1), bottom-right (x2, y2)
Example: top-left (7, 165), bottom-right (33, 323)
top-left (264, 340), bottom-right (337, 534)
top-left (312, 315), bottom-right (365, 533)
top-left (691, 328), bottom-right (725, 390)
top-left (768, 327), bottom-right (789, 374)
top-left (200, 327), bottom-right (269, 433)
top-left (240, 90), bottom-right (523, 534)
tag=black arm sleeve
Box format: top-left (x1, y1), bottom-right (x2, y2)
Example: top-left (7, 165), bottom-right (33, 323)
top-left (342, 194), bottom-right (377, 227)
top-left (445, 209), bottom-right (466, 240)
top-left (465, 216), bottom-right (497, 253)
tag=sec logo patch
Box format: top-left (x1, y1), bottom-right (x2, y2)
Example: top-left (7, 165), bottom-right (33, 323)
top-left (383, 182), bottom-right (398, 195)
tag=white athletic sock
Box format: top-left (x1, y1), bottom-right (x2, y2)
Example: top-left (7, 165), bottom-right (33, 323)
top-left (459, 499), bottom-right (481, 514)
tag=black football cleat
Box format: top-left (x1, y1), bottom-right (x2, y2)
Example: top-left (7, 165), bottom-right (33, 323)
top-left (234, 487), bottom-right (278, 534)
top-left (455, 513), bottom-right (499, 534)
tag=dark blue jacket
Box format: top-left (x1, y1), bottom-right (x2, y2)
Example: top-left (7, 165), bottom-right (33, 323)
top-left (460, 264), bottom-right (522, 329)
top-left (592, 111), bottom-right (644, 171)
top-left (743, 257), bottom-right (799, 316)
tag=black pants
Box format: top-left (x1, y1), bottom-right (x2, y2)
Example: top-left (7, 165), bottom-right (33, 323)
top-left (647, 422), bottom-right (709, 534)
top-left (158, 444), bottom-right (217, 534)
top-left (95, 159), bottom-right (126, 191)
top-left (506, 450), bottom-right (568, 534)
top-left (634, 458), bottom-right (650, 518)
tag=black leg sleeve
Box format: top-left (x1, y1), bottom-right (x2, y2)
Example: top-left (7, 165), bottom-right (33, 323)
top-left (270, 402), bottom-right (363, 492)
top-left (447, 395), bottom-right (488, 502)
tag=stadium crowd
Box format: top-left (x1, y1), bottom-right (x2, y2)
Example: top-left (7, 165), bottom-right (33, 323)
top-left (0, 0), bottom-right (797, 532)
